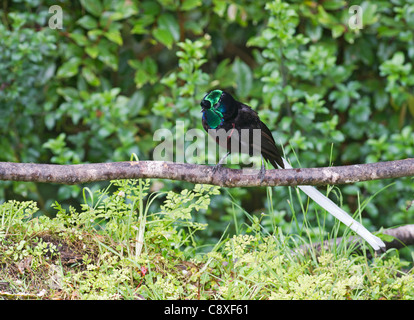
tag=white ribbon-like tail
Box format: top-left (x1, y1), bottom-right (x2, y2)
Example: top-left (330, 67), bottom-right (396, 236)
top-left (281, 157), bottom-right (385, 251)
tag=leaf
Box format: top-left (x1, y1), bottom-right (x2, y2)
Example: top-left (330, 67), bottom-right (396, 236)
top-left (322, 0), bottom-right (346, 10)
top-left (127, 91), bottom-right (145, 117)
top-left (97, 41), bottom-right (118, 70)
top-left (158, 13), bottom-right (180, 41)
top-left (331, 24), bottom-right (345, 38)
top-left (361, 2), bottom-right (379, 26)
top-left (377, 26), bottom-right (400, 38)
top-left (232, 57), bottom-right (252, 98)
top-left (81, 66), bottom-right (100, 86)
top-left (77, 15), bottom-right (98, 30)
top-left (56, 57), bottom-right (81, 78)
top-left (306, 23), bottom-right (322, 42)
top-left (85, 45), bottom-right (99, 59)
top-left (44, 113), bottom-right (56, 130)
top-left (43, 133), bottom-right (67, 152)
top-left (127, 59), bottom-right (141, 70)
top-left (132, 58), bottom-right (158, 88)
top-left (142, 57), bottom-right (158, 76)
top-left (87, 29), bottom-right (104, 41)
top-left (392, 51), bottom-right (405, 65)
top-left (104, 30), bottom-right (123, 45)
top-left (111, 0), bottom-right (139, 20)
top-left (153, 28), bottom-right (174, 49)
top-left (134, 69), bottom-right (149, 88)
top-left (80, 0), bottom-right (103, 17)
top-left (68, 32), bottom-right (88, 46)
top-left (181, 0), bottom-right (201, 11)
top-left (317, 5), bottom-right (338, 26)
top-left (56, 87), bottom-right (79, 101)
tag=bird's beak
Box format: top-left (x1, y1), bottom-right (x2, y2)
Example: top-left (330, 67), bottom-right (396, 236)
top-left (200, 100), bottom-right (210, 111)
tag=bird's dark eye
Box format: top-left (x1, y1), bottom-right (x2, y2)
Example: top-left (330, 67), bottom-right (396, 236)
top-left (201, 100), bottom-right (211, 109)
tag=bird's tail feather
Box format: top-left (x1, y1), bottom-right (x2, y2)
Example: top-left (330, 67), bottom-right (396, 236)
top-left (281, 157), bottom-right (385, 251)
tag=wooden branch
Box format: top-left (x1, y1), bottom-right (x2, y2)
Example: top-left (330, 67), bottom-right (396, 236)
top-left (382, 225), bottom-right (414, 250)
top-left (298, 225), bottom-right (414, 255)
top-left (0, 159), bottom-right (413, 187)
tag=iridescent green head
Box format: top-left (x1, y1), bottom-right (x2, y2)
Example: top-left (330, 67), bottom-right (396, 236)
top-left (201, 89), bottom-right (231, 129)
top-left (202, 89), bottom-right (223, 110)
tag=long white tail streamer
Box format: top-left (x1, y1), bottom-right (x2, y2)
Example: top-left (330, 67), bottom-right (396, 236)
top-left (281, 157), bottom-right (385, 251)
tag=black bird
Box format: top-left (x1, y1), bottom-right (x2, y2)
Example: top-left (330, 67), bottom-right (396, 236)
top-left (200, 89), bottom-right (284, 179)
top-left (199, 89), bottom-right (385, 251)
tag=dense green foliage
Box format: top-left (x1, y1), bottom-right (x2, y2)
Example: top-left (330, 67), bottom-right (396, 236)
top-left (0, 1), bottom-right (413, 249)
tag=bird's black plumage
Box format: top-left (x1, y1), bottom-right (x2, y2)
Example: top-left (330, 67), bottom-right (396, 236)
top-left (199, 90), bottom-right (387, 251)
top-left (200, 90), bottom-right (284, 170)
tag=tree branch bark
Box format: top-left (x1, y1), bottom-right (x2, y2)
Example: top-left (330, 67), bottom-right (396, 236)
top-left (298, 225), bottom-right (414, 256)
top-left (0, 159), bottom-right (413, 187)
